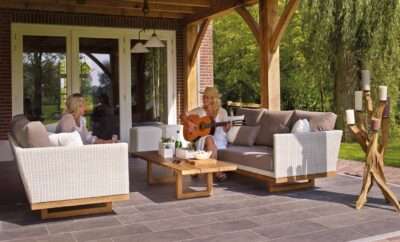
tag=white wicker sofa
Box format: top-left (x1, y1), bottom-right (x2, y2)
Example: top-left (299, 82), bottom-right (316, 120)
top-left (220, 108), bottom-right (343, 192)
top-left (9, 118), bottom-right (129, 219)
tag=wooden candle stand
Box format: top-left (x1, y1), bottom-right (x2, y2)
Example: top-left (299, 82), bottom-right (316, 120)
top-left (348, 91), bottom-right (399, 211)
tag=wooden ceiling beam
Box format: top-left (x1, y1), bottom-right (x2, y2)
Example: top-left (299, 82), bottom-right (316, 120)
top-left (184, 0), bottom-right (247, 25)
top-left (127, 0), bottom-right (211, 8)
top-left (0, 1), bottom-right (187, 19)
top-left (189, 19), bottom-right (211, 66)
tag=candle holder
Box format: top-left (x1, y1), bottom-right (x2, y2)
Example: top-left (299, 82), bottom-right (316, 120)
top-left (347, 89), bottom-right (399, 211)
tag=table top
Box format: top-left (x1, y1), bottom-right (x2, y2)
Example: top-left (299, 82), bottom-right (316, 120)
top-left (133, 151), bottom-right (237, 175)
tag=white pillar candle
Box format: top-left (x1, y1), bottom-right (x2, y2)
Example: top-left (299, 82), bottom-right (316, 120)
top-left (361, 70), bottom-right (371, 91)
top-left (379, 85), bottom-right (388, 101)
top-left (354, 91), bottom-right (363, 111)
top-left (346, 109), bottom-right (355, 125)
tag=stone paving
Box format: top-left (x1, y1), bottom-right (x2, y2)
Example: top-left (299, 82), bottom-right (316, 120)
top-left (0, 158), bottom-right (399, 242)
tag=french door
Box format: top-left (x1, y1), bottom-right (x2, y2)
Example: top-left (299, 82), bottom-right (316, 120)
top-left (12, 24), bottom-right (177, 142)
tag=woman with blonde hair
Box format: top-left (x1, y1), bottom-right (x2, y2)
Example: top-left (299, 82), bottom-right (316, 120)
top-left (181, 86), bottom-right (231, 180)
top-left (56, 93), bottom-right (115, 144)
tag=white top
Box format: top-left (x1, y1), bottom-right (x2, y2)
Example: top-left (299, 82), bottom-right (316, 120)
top-left (189, 107), bottom-right (229, 149)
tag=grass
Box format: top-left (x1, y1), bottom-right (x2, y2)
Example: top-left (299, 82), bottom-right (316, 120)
top-left (340, 135), bottom-right (400, 167)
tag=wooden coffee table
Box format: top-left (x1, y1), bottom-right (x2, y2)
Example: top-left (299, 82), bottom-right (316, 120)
top-left (133, 151), bottom-right (237, 199)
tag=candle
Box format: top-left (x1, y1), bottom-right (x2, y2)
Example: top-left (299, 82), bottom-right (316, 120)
top-left (346, 109), bottom-right (355, 125)
top-left (379, 85), bottom-right (388, 101)
top-left (371, 118), bottom-right (381, 131)
top-left (361, 70), bottom-right (371, 91)
top-left (383, 97), bottom-right (391, 118)
top-left (354, 91), bottom-right (363, 111)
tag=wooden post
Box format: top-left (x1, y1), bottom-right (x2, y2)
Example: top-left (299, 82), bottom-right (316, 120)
top-left (184, 20), bottom-right (210, 112)
top-left (348, 91), bottom-right (400, 212)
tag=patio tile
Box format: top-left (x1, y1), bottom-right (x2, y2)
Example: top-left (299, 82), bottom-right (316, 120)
top-left (143, 214), bottom-right (219, 232)
top-left (182, 230), bottom-right (266, 242)
top-left (180, 202), bottom-right (243, 215)
top-left (47, 216), bottom-right (121, 234)
top-left (72, 224), bottom-right (150, 242)
top-left (269, 227), bottom-right (364, 242)
top-left (249, 209), bottom-right (318, 226)
top-left (186, 219), bottom-right (259, 237)
top-left (213, 205), bottom-right (275, 221)
top-left (0, 226), bottom-right (48, 241)
top-left (111, 229), bottom-right (193, 242)
top-left (309, 211), bottom-right (378, 229)
top-left (347, 217), bottom-right (400, 236)
top-left (253, 220), bottom-right (327, 240)
top-left (2, 233), bottom-right (76, 242)
top-left (304, 203), bottom-right (354, 217)
top-left (117, 208), bottom-right (186, 225)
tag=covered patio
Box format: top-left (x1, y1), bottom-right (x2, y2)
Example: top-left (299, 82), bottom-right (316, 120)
top-left (1, 1), bottom-right (400, 242)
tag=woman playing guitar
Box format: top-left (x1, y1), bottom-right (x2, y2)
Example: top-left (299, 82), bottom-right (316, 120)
top-left (181, 86), bottom-right (231, 181)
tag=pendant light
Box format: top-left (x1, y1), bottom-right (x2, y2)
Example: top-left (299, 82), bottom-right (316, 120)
top-left (131, 0), bottom-right (150, 53)
top-left (145, 29), bottom-right (165, 48)
top-left (142, 0), bottom-right (165, 48)
top-left (131, 30), bottom-right (149, 53)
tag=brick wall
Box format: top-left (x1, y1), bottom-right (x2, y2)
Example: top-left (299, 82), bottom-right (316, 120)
top-left (0, 9), bottom-right (216, 140)
top-left (198, 22), bottom-right (214, 101)
top-left (199, 22), bottom-right (214, 91)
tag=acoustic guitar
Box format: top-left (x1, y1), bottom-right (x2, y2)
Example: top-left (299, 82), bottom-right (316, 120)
top-left (182, 114), bottom-right (244, 142)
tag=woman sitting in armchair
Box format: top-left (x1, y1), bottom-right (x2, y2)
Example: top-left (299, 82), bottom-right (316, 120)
top-left (56, 93), bottom-right (116, 144)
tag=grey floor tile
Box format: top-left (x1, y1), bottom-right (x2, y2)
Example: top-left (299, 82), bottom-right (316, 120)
top-left (187, 219), bottom-right (259, 237)
top-left (180, 202), bottom-right (242, 215)
top-left (72, 224), bottom-right (150, 242)
top-left (0, 226), bottom-right (48, 241)
top-left (143, 214), bottom-right (219, 232)
top-left (112, 229), bottom-right (193, 242)
top-left (269, 227), bottom-right (364, 242)
top-left (309, 211), bottom-right (373, 229)
top-left (347, 217), bottom-right (400, 236)
top-left (213, 205), bottom-right (275, 221)
top-left (250, 209), bottom-right (318, 226)
top-left (253, 220), bottom-right (327, 240)
top-left (182, 230), bottom-right (267, 242)
top-left (117, 208), bottom-right (186, 225)
top-left (47, 216), bottom-right (121, 234)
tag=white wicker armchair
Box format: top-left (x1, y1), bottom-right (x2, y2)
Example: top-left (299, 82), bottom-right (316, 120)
top-left (9, 136), bottom-right (130, 219)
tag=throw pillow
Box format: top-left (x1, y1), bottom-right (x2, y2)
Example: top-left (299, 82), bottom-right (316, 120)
top-left (291, 119), bottom-right (311, 133)
top-left (255, 110), bottom-right (293, 146)
top-left (309, 113), bottom-right (337, 131)
top-left (227, 126), bottom-right (260, 146)
top-left (48, 131), bottom-right (84, 147)
top-left (25, 121), bottom-right (52, 148)
top-left (10, 114), bottom-right (30, 148)
top-left (236, 108), bottom-right (265, 126)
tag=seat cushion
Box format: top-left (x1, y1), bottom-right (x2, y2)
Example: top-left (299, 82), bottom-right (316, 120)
top-left (10, 114), bottom-right (30, 148)
top-left (236, 108), bottom-right (265, 126)
top-left (218, 145), bottom-right (274, 171)
top-left (255, 110), bottom-right (293, 146)
top-left (292, 110), bottom-right (337, 131)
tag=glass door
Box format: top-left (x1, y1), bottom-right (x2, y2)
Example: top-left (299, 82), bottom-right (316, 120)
top-left (131, 40), bottom-right (168, 125)
top-left (22, 36), bottom-right (67, 124)
top-left (79, 37), bottom-right (120, 139)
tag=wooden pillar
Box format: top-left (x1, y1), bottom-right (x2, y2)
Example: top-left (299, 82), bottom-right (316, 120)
top-left (184, 20), bottom-right (210, 112)
top-left (259, 0), bottom-right (280, 110)
top-left (184, 24), bottom-right (199, 112)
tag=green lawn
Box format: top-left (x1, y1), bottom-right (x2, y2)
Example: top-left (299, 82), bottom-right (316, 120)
top-left (340, 136), bottom-right (400, 167)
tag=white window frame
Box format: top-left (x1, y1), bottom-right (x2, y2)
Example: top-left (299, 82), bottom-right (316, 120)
top-left (11, 23), bottom-right (177, 142)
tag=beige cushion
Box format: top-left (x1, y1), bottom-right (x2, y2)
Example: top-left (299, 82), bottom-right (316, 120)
top-left (255, 110), bottom-right (293, 146)
top-left (236, 108), bottom-right (265, 126)
top-left (227, 125), bottom-right (260, 146)
top-left (218, 145), bottom-right (273, 171)
top-left (25, 121), bottom-right (52, 148)
top-left (10, 114), bottom-right (30, 148)
top-left (292, 110), bottom-right (337, 131)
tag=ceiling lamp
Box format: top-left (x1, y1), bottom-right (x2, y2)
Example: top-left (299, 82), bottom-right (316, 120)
top-left (131, 30), bottom-right (149, 53)
top-left (145, 29), bottom-right (165, 48)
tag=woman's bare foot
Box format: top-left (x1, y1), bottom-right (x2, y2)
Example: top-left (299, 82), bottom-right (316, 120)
top-left (215, 172), bottom-right (227, 182)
